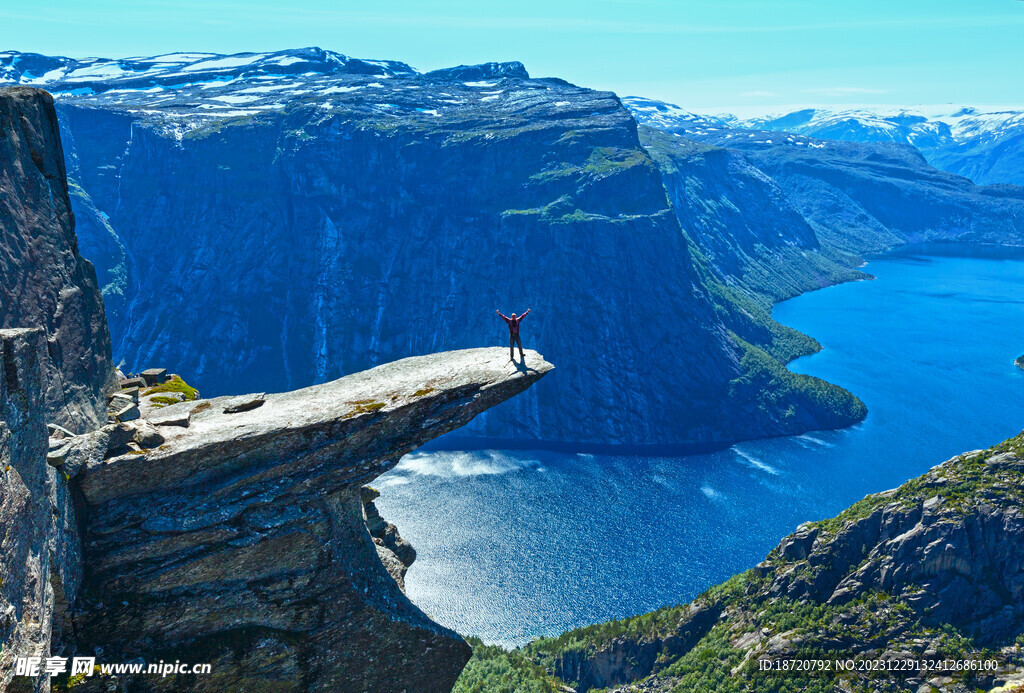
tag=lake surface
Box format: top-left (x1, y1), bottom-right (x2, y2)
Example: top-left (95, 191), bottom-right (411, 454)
top-left (376, 247), bottom-right (1024, 647)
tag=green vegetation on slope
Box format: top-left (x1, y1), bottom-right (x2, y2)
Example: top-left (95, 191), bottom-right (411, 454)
top-left (730, 336), bottom-right (867, 431)
top-left (452, 639), bottom-right (566, 693)
top-left (812, 430), bottom-right (1024, 534)
top-left (681, 221), bottom-right (867, 433)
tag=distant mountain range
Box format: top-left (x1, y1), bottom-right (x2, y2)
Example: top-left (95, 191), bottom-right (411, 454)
top-left (624, 97), bottom-right (1024, 186)
top-left (4, 50), bottom-right (1020, 187)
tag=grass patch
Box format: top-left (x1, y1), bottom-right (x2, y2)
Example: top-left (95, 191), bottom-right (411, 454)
top-left (144, 375), bottom-right (199, 401)
top-left (149, 395), bottom-right (182, 406)
top-left (413, 387), bottom-right (436, 397)
top-left (343, 400), bottom-right (387, 418)
top-left (355, 402), bottom-right (386, 413)
top-left (192, 401), bottom-right (212, 413)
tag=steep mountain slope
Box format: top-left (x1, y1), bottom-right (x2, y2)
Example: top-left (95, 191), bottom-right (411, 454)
top-left (2, 49), bottom-right (863, 448)
top-left (625, 97), bottom-right (1024, 187)
top-left (628, 98), bottom-right (1024, 260)
top-left (703, 133), bottom-right (1024, 257)
top-left (638, 126), bottom-right (864, 305)
top-left (458, 430), bottom-right (1024, 693)
top-left (0, 86), bottom-right (116, 431)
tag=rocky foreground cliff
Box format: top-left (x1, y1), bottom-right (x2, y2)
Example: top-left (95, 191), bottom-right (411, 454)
top-left (462, 431), bottom-right (1024, 692)
top-left (71, 347), bottom-right (551, 693)
top-left (3, 338), bottom-right (552, 693)
top-left (0, 86), bottom-right (116, 431)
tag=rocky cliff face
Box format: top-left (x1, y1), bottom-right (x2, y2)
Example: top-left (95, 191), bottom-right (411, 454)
top-left (0, 328), bottom-right (84, 693)
top-left (0, 87), bottom-right (116, 431)
top-left (5, 342), bottom-right (553, 693)
top-left (62, 347), bottom-right (551, 692)
top-left (522, 432), bottom-right (1024, 692)
top-left (638, 126), bottom-right (865, 305)
top-left (0, 49), bottom-right (863, 448)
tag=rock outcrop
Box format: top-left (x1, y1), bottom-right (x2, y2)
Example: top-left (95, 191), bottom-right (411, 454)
top-left (53, 348), bottom-right (550, 692)
top-left (0, 328), bottom-right (84, 693)
top-left (0, 87), bottom-right (116, 432)
top-left (362, 485), bottom-right (417, 592)
top-left (523, 431), bottom-right (1024, 693)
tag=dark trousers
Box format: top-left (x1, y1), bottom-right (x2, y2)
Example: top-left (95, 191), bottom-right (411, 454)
top-left (509, 333), bottom-right (524, 359)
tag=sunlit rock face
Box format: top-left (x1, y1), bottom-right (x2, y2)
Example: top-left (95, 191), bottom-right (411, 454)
top-left (0, 87), bottom-right (116, 432)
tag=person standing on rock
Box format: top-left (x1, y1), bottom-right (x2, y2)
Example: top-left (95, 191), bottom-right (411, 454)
top-left (497, 308), bottom-right (531, 361)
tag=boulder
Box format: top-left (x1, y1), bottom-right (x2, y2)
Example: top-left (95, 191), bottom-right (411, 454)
top-left (131, 420), bottom-right (165, 449)
top-left (140, 368), bottom-right (167, 385)
top-left (108, 401), bottom-right (140, 422)
top-left (119, 386), bottom-right (140, 403)
top-left (221, 392), bottom-right (265, 414)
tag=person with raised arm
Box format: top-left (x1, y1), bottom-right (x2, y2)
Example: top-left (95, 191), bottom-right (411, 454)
top-left (496, 308), bottom-right (531, 362)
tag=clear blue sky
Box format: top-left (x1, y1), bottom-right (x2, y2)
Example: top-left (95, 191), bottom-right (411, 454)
top-left (2, 0), bottom-right (1022, 113)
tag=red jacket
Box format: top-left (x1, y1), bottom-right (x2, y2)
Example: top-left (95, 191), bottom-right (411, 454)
top-left (497, 309), bottom-right (530, 335)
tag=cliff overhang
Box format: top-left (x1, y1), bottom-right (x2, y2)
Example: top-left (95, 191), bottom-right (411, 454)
top-left (7, 344), bottom-right (552, 692)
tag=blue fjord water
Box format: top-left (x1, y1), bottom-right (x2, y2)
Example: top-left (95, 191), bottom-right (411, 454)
top-left (376, 248), bottom-right (1024, 647)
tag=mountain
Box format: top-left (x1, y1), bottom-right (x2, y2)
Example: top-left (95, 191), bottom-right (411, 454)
top-left (0, 86), bottom-right (116, 431)
top-left (637, 126), bottom-right (864, 305)
top-left (457, 430), bottom-right (1024, 692)
top-left (625, 97), bottom-right (1024, 187)
top-left (0, 48), bottom-right (865, 449)
top-left (627, 98), bottom-right (1024, 262)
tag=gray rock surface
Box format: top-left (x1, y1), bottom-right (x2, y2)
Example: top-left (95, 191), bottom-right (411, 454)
top-left (362, 486), bottom-right (417, 592)
top-left (0, 329), bottom-right (83, 693)
top-left (67, 347), bottom-right (552, 692)
top-left (0, 87), bottom-right (116, 432)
